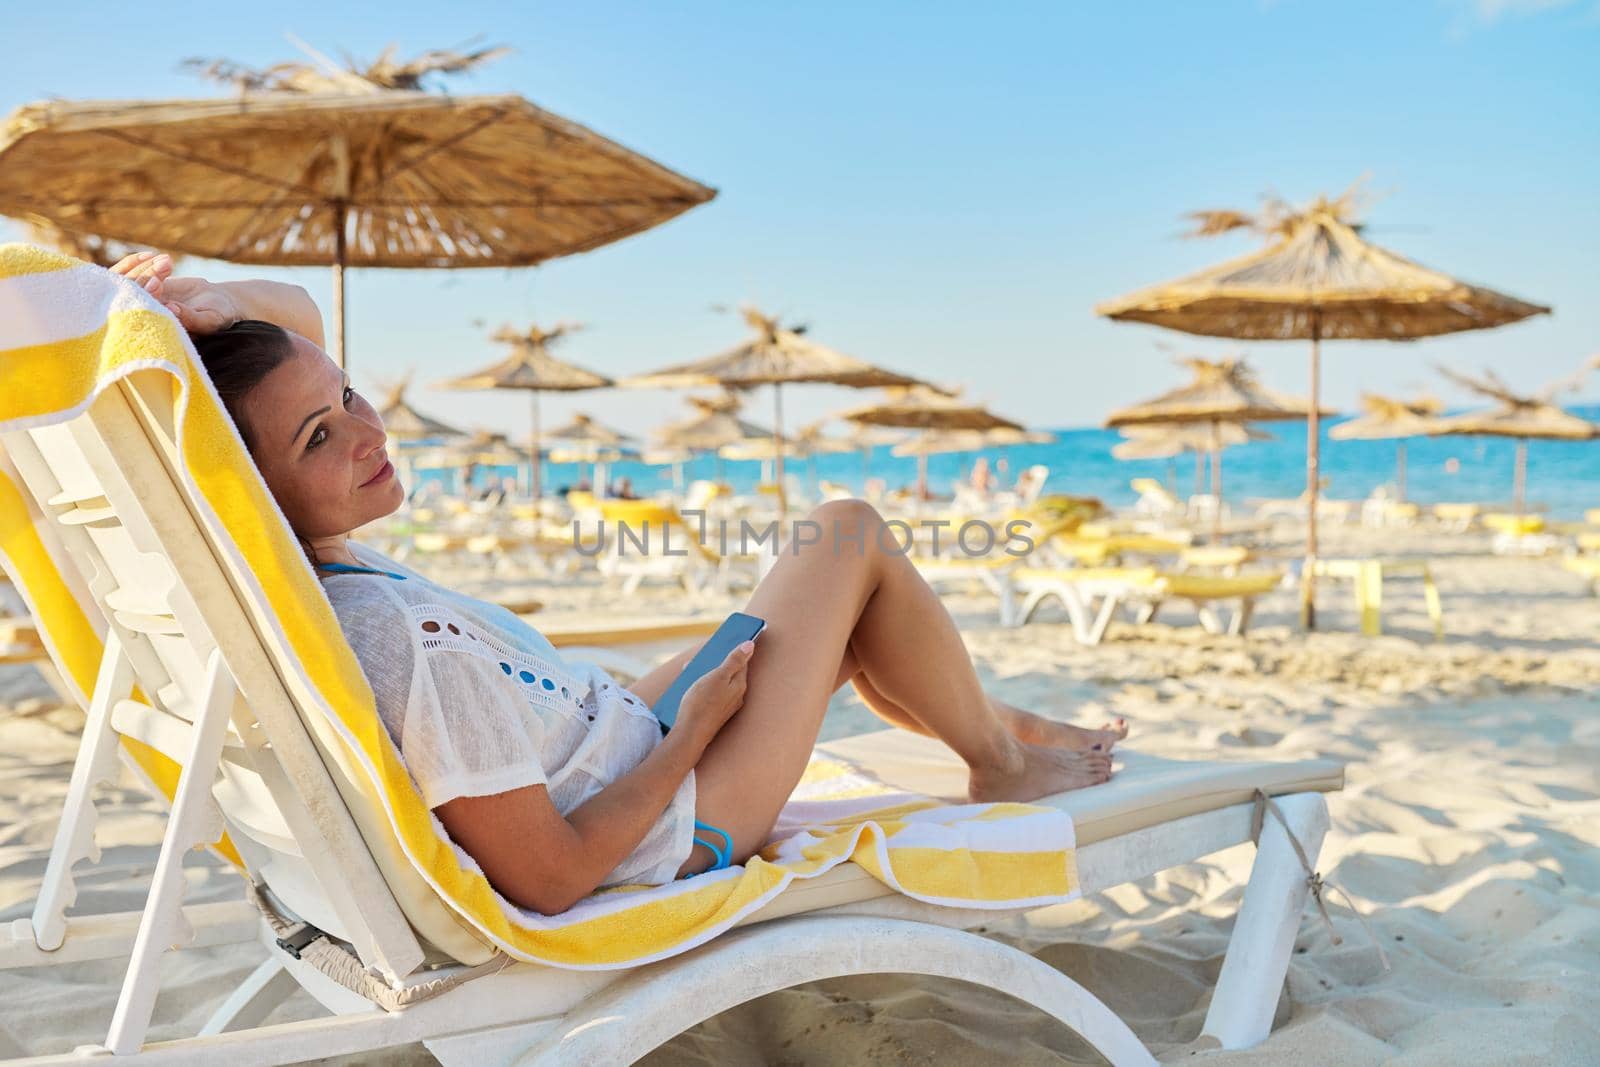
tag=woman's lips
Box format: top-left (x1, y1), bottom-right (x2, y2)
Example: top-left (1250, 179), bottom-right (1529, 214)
top-left (361, 459), bottom-right (394, 488)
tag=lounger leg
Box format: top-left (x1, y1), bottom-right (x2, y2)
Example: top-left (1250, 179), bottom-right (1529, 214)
top-left (998, 577), bottom-right (1019, 627)
top-left (1422, 566), bottom-right (1443, 640)
top-left (1084, 593), bottom-right (1119, 645)
top-left (198, 958), bottom-right (297, 1036)
top-left (1359, 562), bottom-right (1382, 637)
top-left (500, 916), bottom-right (1156, 1067)
top-left (104, 648), bottom-right (236, 1056)
top-left (1016, 586), bottom-right (1056, 629)
top-left (1228, 597), bottom-right (1256, 636)
top-left (1201, 791), bottom-right (1330, 1050)
top-left (31, 631), bottom-right (135, 951)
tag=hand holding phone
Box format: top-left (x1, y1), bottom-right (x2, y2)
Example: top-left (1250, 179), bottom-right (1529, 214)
top-left (653, 612), bottom-right (766, 735)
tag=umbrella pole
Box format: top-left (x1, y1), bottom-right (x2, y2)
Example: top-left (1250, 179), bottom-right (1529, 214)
top-left (1193, 449), bottom-right (1205, 497)
top-left (861, 447), bottom-right (871, 496)
top-left (331, 202), bottom-right (348, 368)
top-left (772, 383), bottom-right (787, 515)
top-left (1514, 438), bottom-right (1527, 515)
top-left (1301, 313), bottom-right (1323, 631)
top-left (1210, 421), bottom-right (1223, 542)
top-left (1397, 441), bottom-right (1407, 502)
top-left (329, 137), bottom-right (351, 368)
top-left (1166, 457), bottom-right (1177, 495)
top-left (917, 453), bottom-right (928, 502)
top-left (530, 391), bottom-right (543, 501)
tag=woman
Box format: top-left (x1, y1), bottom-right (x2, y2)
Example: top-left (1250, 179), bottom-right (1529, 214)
top-left (114, 252), bottom-right (1122, 915)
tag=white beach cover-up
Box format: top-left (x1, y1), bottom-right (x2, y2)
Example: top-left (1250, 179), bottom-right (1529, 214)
top-left (324, 543), bottom-right (695, 888)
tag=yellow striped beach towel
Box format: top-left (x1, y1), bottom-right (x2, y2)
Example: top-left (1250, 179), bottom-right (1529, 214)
top-left (0, 243), bottom-right (1078, 969)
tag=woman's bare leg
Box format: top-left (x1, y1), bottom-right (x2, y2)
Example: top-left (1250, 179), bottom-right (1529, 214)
top-left (687, 501), bottom-right (1111, 870)
top-left (834, 646), bottom-right (1128, 750)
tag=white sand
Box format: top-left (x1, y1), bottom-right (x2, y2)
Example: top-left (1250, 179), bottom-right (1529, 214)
top-left (2, 524), bottom-right (1597, 1064)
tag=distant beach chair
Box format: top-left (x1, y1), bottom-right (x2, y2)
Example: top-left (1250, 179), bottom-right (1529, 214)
top-left (1360, 489), bottom-right (1420, 529)
top-left (1252, 490), bottom-right (1355, 525)
top-left (1484, 512), bottom-right (1560, 556)
top-left (1130, 477), bottom-right (1183, 520)
top-left (0, 247), bottom-right (1349, 1065)
top-left (999, 566), bottom-right (1284, 643)
top-left (593, 498), bottom-right (756, 599)
top-left (1431, 503), bottom-right (1480, 531)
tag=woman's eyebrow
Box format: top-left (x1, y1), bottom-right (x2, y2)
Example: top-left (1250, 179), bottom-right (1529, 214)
top-left (292, 405), bottom-right (332, 445)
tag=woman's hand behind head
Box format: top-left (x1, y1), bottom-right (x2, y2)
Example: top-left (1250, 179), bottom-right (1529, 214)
top-left (108, 252), bottom-right (242, 335)
top-left (158, 276), bottom-right (243, 335)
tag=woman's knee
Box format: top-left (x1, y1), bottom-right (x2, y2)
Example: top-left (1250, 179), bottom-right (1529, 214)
top-left (802, 498), bottom-right (889, 561)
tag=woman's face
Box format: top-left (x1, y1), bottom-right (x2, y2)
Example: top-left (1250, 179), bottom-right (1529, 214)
top-left (240, 335), bottom-right (405, 539)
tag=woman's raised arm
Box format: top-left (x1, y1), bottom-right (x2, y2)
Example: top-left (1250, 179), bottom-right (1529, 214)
top-left (108, 252), bottom-right (326, 347)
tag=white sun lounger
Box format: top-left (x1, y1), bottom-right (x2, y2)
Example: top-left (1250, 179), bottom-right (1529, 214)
top-left (0, 370), bottom-right (1343, 1066)
top-left (1000, 566), bottom-right (1285, 644)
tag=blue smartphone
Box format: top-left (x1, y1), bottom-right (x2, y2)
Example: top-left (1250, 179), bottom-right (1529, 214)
top-left (652, 611), bottom-right (766, 733)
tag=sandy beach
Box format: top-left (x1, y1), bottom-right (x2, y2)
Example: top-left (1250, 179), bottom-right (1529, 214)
top-left (2, 521), bottom-right (1597, 1064)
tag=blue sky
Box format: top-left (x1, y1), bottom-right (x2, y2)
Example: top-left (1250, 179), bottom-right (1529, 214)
top-left (2, 1), bottom-right (1595, 438)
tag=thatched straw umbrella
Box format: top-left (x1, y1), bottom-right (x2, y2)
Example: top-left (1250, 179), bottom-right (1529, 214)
top-left (1096, 181), bottom-right (1549, 624)
top-left (621, 306), bottom-right (924, 512)
top-left (641, 446), bottom-right (694, 494)
top-left (0, 41), bottom-right (715, 366)
top-left (722, 422), bottom-right (858, 498)
top-left (839, 387), bottom-right (1024, 500)
top-left (1113, 422), bottom-right (1269, 496)
top-left (1430, 367), bottom-right (1597, 514)
top-left (377, 372), bottom-right (464, 441)
top-left (889, 427), bottom-right (1053, 502)
top-left (407, 429), bottom-right (527, 496)
top-left (545, 413), bottom-right (637, 493)
top-left (838, 423), bottom-right (906, 496)
top-left (434, 323), bottom-right (613, 500)
top-left (1106, 357), bottom-right (1314, 538)
top-left (656, 393), bottom-right (779, 488)
top-left (375, 372), bottom-right (463, 496)
top-left (890, 426), bottom-right (1054, 456)
top-left (23, 219), bottom-right (179, 269)
top-left (1328, 392), bottom-right (1443, 501)
top-left (719, 423), bottom-right (852, 462)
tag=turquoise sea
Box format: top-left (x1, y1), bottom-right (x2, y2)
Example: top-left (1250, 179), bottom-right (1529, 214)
top-left (412, 405), bottom-right (1600, 520)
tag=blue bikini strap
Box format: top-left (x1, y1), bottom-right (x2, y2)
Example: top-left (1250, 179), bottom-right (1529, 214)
top-left (316, 562), bottom-right (408, 581)
top-left (691, 819), bottom-right (734, 873)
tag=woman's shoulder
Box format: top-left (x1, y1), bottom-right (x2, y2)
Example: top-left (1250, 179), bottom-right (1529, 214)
top-left (320, 568), bottom-right (415, 631)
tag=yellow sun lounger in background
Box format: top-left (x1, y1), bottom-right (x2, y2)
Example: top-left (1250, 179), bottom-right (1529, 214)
top-left (1000, 566), bottom-right (1285, 643)
top-left (1563, 555), bottom-right (1600, 596)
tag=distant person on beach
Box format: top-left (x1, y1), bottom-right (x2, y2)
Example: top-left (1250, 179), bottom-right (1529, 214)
top-left (969, 456), bottom-right (997, 496)
top-left (117, 252), bottom-right (1122, 914)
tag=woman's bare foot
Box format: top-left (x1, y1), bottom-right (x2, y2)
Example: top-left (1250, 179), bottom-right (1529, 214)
top-left (994, 701), bottom-right (1128, 752)
top-left (967, 738), bottom-right (1113, 803)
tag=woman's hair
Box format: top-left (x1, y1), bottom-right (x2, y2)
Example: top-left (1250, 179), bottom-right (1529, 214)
top-left (189, 320), bottom-right (296, 452)
top-left (190, 320), bottom-right (324, 565)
